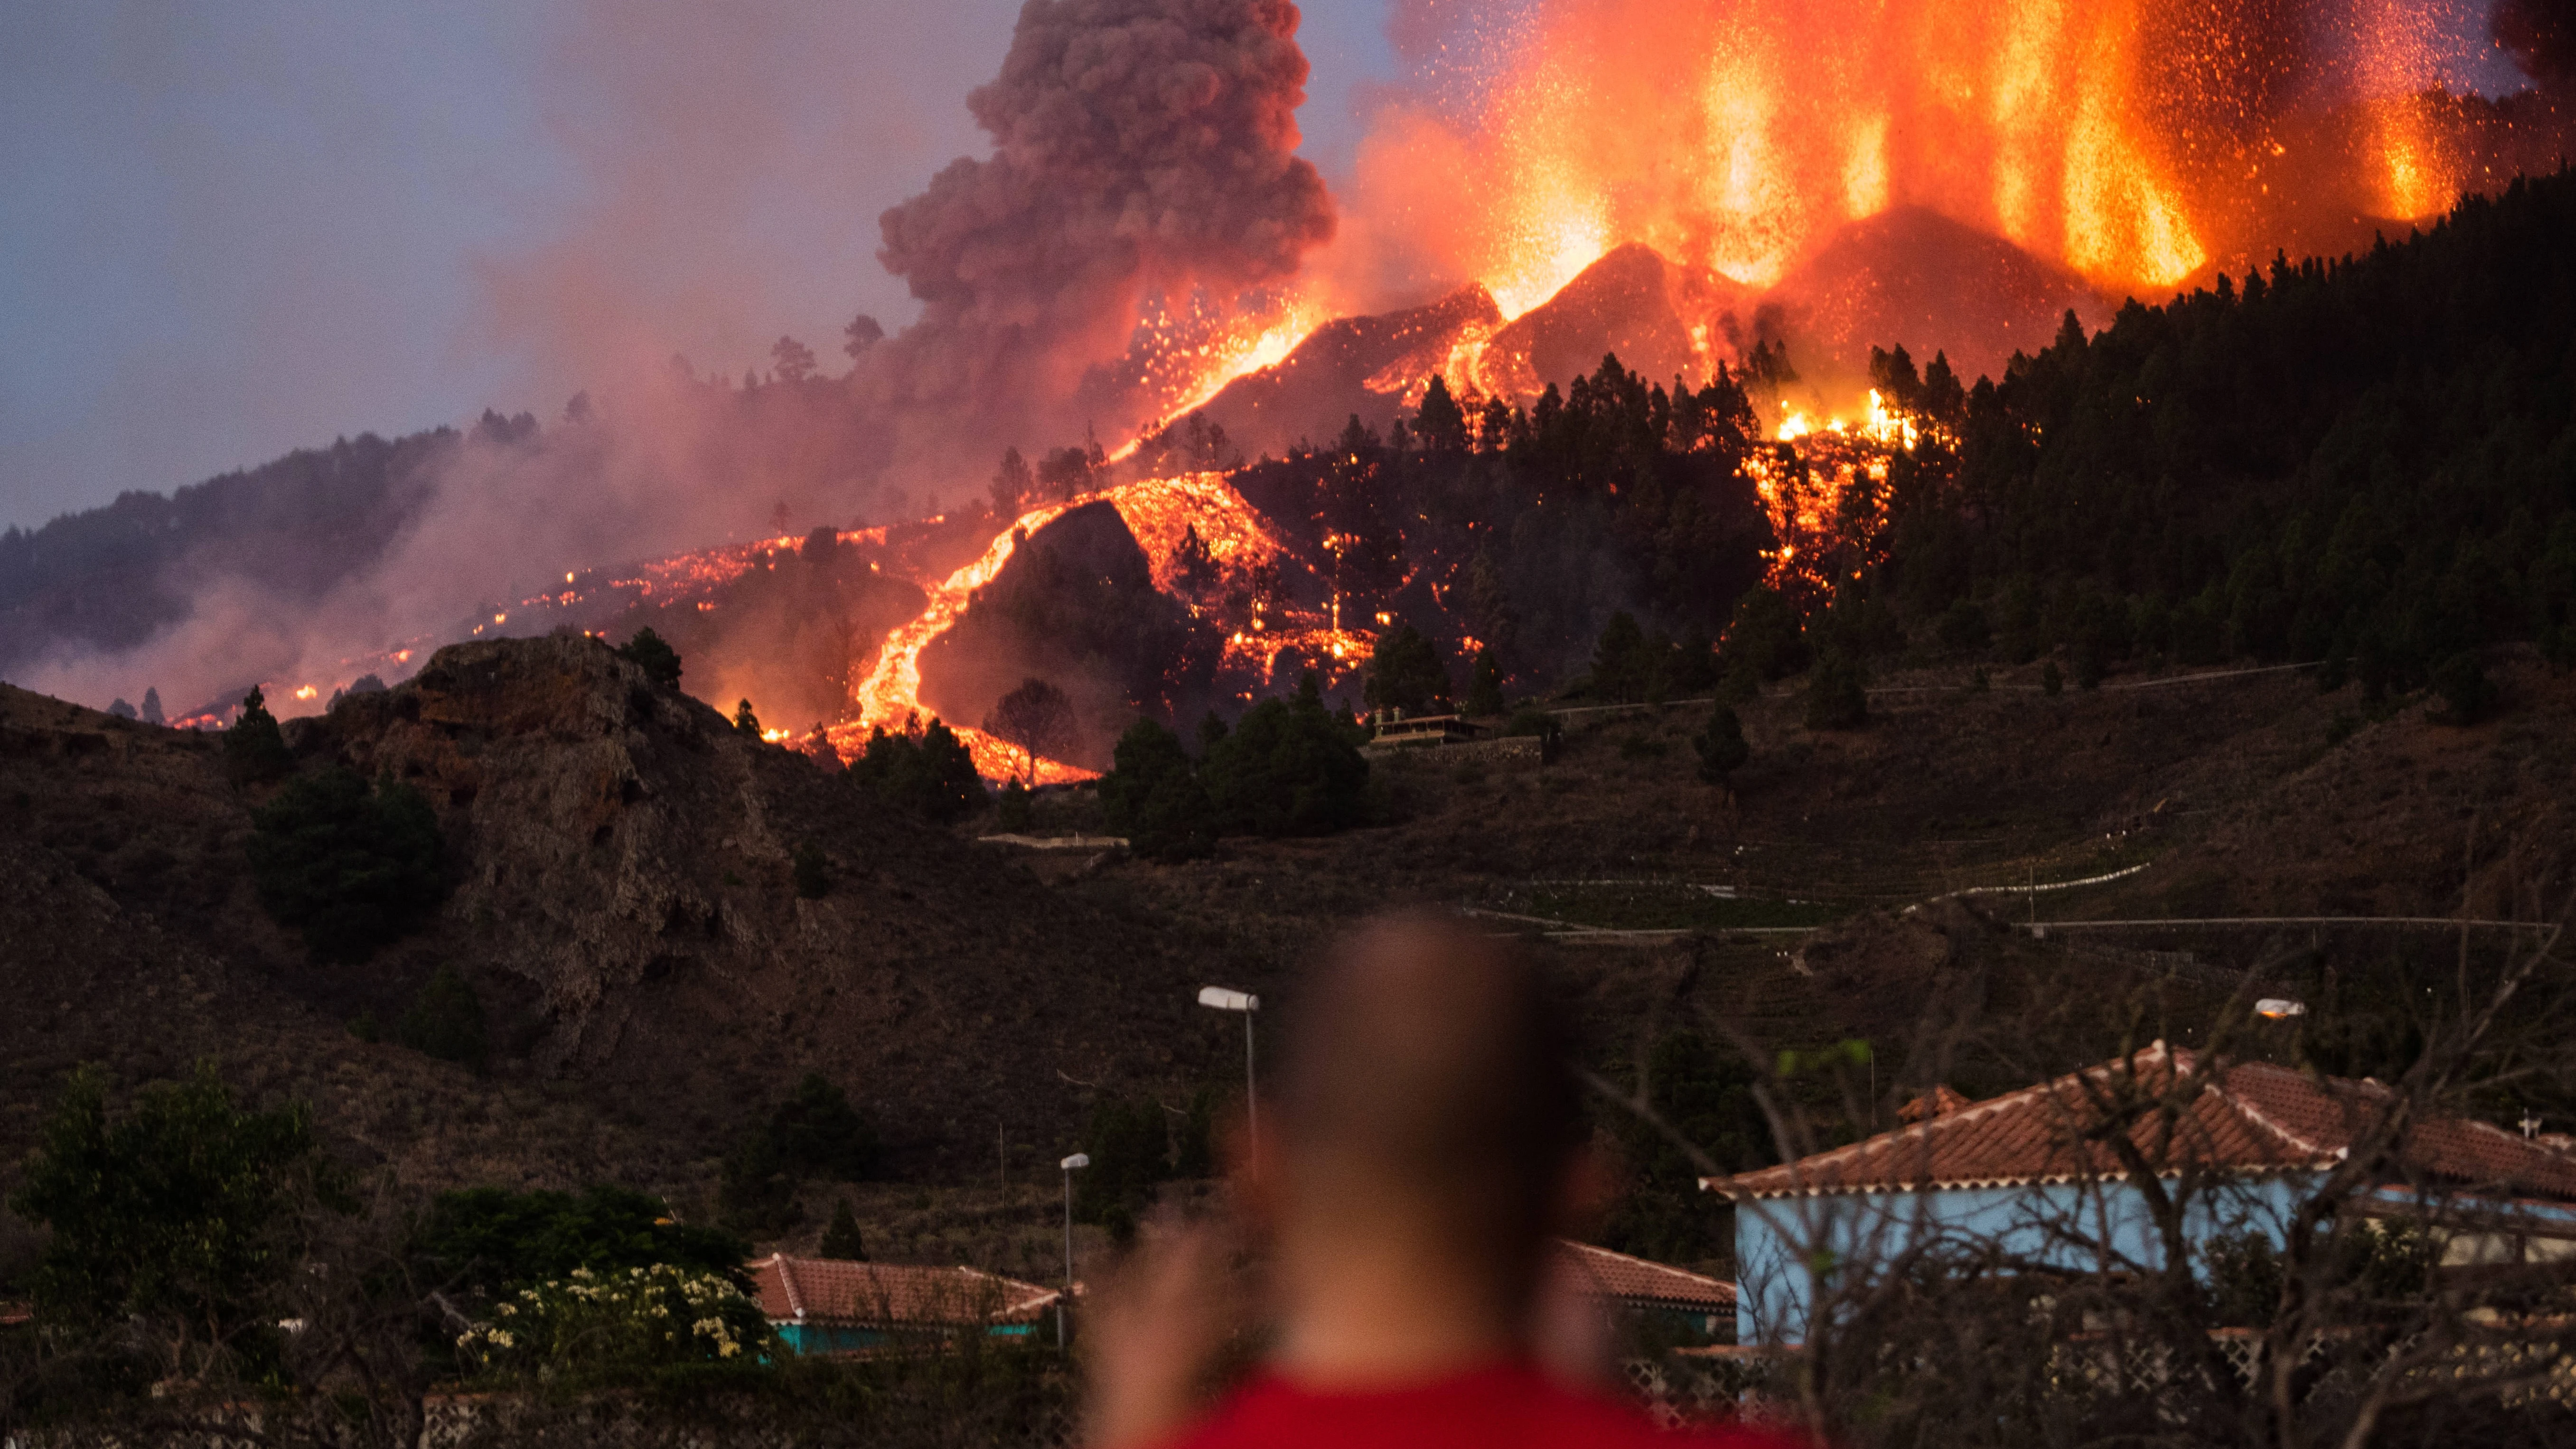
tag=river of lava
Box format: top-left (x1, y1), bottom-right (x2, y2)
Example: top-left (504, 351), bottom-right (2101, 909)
top-left (824, 471), bottom-right (1293, 784)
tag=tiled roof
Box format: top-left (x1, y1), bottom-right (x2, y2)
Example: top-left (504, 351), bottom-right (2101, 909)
top-left (1551, 1239), bottom-right (1736, 1309)
top-left (1712, 1043), bottom-right (2576, 1205)
top-left (749, 1255), bottom-right (1060, 1328)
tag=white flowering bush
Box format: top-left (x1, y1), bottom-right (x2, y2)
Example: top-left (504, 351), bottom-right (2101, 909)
top-left (456, 1263), bottom-right (771, 1380)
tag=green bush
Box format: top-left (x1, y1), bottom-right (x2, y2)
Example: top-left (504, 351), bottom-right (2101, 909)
top-left (456, 1264), bottom-right (770, 1380)
top-left (719, 1075), bottom-right (881, 1234)
top-left (616, 627), bottom-right (683, 689)
top-left (1099, 681), bottom-right (1368, 857)
top-left (848, 719), bottom-right (985, 823)
top-left (791, 841), bottom-right (830, 899)
top-left (411, 1185), bottom-right (752, 1305)
top-left (1694, 706), bottom-right (1749, 784)
top-left (994, 779), bottom-right (1033, 832)
top-left (396, 965), bottom-right (487, 1070)
top-left (2431, 652), bottom-right (2494, 725)
top-left (11, 1064), bottom-right (336, 1355)
top-left (1803, 654), bottom-right (1869, 729)
top-left (245, 767), bottom-right (447, 962)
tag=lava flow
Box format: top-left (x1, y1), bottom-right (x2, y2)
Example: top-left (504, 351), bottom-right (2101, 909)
top-left (824, 470), bottom-right (1294, 783)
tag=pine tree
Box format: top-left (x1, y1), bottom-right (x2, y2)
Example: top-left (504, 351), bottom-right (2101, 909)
top-left (1414, 375), bottom-right (1470, 454)
top-left (818, 1197), bottom-right (867, 1260)
top-left (1465, 647), bottom-right (1505, 717)
top-left (140, 687), bottom-right (164, 727)
top-left (223, 686), bottom-right (292, 784)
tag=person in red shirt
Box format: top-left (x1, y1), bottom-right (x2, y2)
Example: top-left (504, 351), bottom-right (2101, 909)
top-left (1084, 913), bottom-right (1801, 1449)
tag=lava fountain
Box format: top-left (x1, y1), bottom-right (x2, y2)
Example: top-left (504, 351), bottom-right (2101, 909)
top-left (1347, 0), bottom-right (2501, 315)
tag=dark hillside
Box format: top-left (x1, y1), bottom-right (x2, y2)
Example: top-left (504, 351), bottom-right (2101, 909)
top-left (0, 426), bottom-right (462, 675)
top-left (0, 636), bottom-right (1253, 1194)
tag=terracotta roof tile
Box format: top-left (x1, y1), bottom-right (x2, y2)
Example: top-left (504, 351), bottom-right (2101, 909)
top-left (1551, 1239), bottom-right (1736, 1309)
top-left (1714, 1044), bottom-right (2576, 1205)
top-left (750, 1255), bottom-right (1059, 1328)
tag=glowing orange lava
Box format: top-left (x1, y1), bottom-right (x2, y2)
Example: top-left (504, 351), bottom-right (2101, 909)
top-left (824, 471), bottom-right (1302, 783)
top-left (1347, 0), bottom-right (2486, 310)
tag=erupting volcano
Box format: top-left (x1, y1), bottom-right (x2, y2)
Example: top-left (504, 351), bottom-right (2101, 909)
top-left (96, 0), bottom-right (2570, 789)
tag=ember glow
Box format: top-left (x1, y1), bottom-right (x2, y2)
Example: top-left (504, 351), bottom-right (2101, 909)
top-left (1350, 0), bottom-right (2498, 312)
top-left (822, 471), bottom-right (1298, 784)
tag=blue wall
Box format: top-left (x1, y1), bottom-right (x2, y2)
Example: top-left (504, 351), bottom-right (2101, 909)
top-left (1733, 1176), bottom-right (2312, 1344)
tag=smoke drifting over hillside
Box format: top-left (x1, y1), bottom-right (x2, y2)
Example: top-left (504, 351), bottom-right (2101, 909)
top-left (867, 0), bottom-right (1336, 468)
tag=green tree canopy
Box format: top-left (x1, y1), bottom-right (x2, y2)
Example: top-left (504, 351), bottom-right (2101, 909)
top-left (12, 1064), bottom-right (339, 1369)
top-left (246, 767), bottom-right (448, 963)
top-left (848, 718), bottom-right (985, 823)
top-left (1363, 623), bottom-right (1450, 714)
top-left (410, 1185), bottom-right (752, 1304)
top-left (616, 627), bottom-right (683, 689)
top-left (395, 965), bottom-right (487, 1070)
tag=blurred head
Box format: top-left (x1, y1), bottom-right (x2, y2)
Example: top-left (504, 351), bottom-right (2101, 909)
top-left (1258, 913), bottom-right (1586, 1323)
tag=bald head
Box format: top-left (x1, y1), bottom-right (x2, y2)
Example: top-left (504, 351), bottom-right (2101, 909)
top-left (1272, 915), bottom-right (1582, 1297)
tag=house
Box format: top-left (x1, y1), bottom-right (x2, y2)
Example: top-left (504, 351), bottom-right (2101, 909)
top-left (1551, 1239), bottom-right (1738, 1344)
top-left (1365, 709), bottom-right (1481, 748)
top-left (749, 1254), bottom-right (1062, 1356)
top-left (1708, 1042), bottom-right (2576, 1345)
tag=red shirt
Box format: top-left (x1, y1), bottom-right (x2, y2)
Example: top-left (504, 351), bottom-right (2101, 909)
top-left (1156, 1361), bottom-right (1799, 1449)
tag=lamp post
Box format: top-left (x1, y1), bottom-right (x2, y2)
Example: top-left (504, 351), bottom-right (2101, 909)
top-left (1198, 987), bottom-right (1260, 1154)
top-left (1058, 1152), bottom-right (1088, 1347)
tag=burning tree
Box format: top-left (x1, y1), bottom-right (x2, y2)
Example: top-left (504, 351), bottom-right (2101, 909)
top-left (984, 677), bottom-right (1076, 785)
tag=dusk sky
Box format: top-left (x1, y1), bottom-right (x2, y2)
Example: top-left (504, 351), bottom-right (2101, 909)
top-left (0, 1), bottom-right (2527, 534)
top-left (0, 1), bottom-right (1405, 532)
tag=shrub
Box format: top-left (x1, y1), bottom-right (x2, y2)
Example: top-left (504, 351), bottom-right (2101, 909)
top-left (1694, 705), bottom-right (1749, 785)
top-left (848, 718), bottom-right (984, 823)
top-left (1936, 598), bottom-right (1991, 652)
top-left (616, 628), bottom-right (683, 689)
top-left (995, 779), bottom-right (1033, 832)
top-left (2041, 660), bottom-right (2064, 696)
top-left (396, 965), bottom-right (487, 1070)
top-left (2431, 652), bottom-right (2494, 725)
top-left (455, 1264), bottom-right (769, 1380)
top-left (791, 841), bottom-right (830, 899)
top-left (10, 1064), bottom-right (335, 1354)
top-left (412, 1186), bottom-right (749, 1305)
top-left (246, 767), bottom-right (447, 963)
top-left (1803, 654), bottom-right (1869, 729)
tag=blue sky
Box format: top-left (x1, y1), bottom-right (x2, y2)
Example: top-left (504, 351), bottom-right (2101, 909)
top-left (0, 1), bottom-right (1403, 531)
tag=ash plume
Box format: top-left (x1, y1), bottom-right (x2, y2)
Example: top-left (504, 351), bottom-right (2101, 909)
top-left (867, 0), bottom-right (1336, 472)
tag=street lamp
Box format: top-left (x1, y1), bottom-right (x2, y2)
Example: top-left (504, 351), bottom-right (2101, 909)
top-left (1198, 986), bottom-right (1260, 1153)
top-left (1058, 1152), bottom-right (1088, 1347)
top-left (2254, 998), bottom-right (2307, 1019)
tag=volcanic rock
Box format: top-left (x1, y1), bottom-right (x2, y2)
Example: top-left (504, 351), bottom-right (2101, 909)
top-left (1762, 207), bottom-right (2109, 385)
top-left (1474, 243), bottom-right (1752, 400)
top-left (1197, 284), bottom-right (1500, 456)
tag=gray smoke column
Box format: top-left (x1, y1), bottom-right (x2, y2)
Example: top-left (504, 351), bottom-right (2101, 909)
top-left (871, 0), bottom-right (1335, 455)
